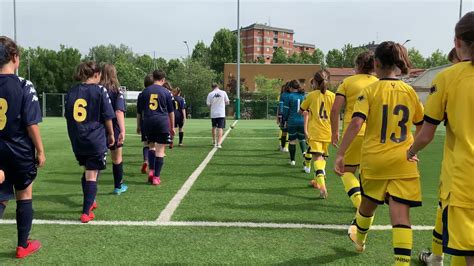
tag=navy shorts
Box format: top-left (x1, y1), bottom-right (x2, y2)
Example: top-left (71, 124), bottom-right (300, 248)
top-left (288, 125), bottom-right (305, 141)
top-left (211, 118), bottom-right (226, 129)
top-left (0, 142), bottom-right (37, 193)
top-left (141, 133), bottom-right (148, 143)
top-left (175, 119), bottom-right (184, 129)
top-left (147, 133), bottom-right (172, 145)
top-left (0, 178), bottom-right (15, 201)
top-left (75, 153), bottom-right (107, 171)
top-left (109, 128), bottom-right (123, 151)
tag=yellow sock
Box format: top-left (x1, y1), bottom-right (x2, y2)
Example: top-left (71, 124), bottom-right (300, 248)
top-left (451, 256), bottom-right (467, 266)
top-left (278, 130), bottom-right (282, 140)
top-left (355, 211), bottom-right (374, 244)
top-left (285, 134), bottom-right (289, 149)
top-left (341, 172), bottom-right (362, 209)
top-left (393, 226), bottom-right (412, 266)
top-left (432, 204), bottom-right (443, 256)
top-left (314, 160), bottom-right (326, 188)
top-left (304, 152), bottom-right (312, 168)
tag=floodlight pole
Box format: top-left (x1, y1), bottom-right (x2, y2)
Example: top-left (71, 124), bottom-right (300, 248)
top-left (459, 0), bottom-right (463, 19)
top-left (13, 0), bottom-right (18, 75)
top-left (235, 0), bottom-right (241, 120)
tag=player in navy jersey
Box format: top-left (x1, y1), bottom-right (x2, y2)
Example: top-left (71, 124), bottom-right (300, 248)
top-left (173, 87), bottom-right (187, 146)
top-left (0, 36), bottom-right (45, 258)
top-left (137, 70), bottom-right (175, 185)
top-left (137, 74), bottom-right (154, 174)
top-left (163, 81), bottom-right (175, 149)
top-left (100, 64), bottom-right (128, 195)
top-left (65, 61), bottom-right (115, 223)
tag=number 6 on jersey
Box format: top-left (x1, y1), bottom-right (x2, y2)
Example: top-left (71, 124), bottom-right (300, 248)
top-left (73, 98), bottom-right (87, 122)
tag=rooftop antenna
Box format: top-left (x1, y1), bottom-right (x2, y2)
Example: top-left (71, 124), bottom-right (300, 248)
top-left (268, 17), bottom-right (271, 26)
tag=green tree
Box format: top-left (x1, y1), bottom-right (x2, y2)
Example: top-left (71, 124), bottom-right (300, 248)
top-left (341, 44), bottom-right (367, 67)
top-left (299, 51), bottom-right (313, 64)
top-left (115, 59), bottom-right (144, 91)
top-left (254, 75), bottom-right (282, 100)
top-left (209, 28), bottom-right (244, 73)
top-left (191, 41), bottom-right (210, 67)
top-left (425, 49), bottom-right (450, 68)
top-left (271, 47), bottom-right (288, 63)
top-left (311, 48), bottom-right (325, 65)
top-left (326, 49), bottom-right (344, 67)
top-left (87, 44), bottom-right (135, 64)
top-left (288, 53), bottom-right (301, 64)
top-left (408, 48), bottom-right (426, 69)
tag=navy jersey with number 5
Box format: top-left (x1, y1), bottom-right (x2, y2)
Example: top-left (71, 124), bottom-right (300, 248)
top-left (137, 84), bottom-right (174, 134)
top-left (0, 74), bottom-right (42, 158)
top-left (65, 84), bottom-right (115, 156)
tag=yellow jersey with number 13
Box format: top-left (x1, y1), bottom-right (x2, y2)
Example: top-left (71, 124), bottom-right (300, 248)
top-left (352, 78), bottom-right (424, 180)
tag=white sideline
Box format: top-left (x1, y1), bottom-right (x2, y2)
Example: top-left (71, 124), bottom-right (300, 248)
top-left (156, 120), bottom-right (239, 222)
top-left (0, 219), bottom-right (434, 231)
top-left (126, 134), bottom-right (274, 140)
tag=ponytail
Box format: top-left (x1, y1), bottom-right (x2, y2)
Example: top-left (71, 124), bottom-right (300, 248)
top-left (375, 41), bottom-right (412, 75)
top-left (313, 70), bottom-right (330, 94)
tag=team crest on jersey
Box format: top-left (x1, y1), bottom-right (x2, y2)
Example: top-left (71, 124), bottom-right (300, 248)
top-left (358, 95), bottom-right (365, 101)
top-left (430, 86), bottom-right (437, 95)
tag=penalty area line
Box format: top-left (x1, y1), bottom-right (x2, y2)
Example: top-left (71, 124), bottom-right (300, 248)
top-left (156, 120), bottom-right (239, 222)
top-left (0, 219), bottom-right (434, 231)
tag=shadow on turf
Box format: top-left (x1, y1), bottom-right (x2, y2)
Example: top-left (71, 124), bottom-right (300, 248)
top-left (277, 246), bottom-right (358, 265)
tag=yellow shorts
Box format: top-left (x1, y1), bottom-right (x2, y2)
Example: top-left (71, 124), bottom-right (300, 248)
top-left (360, 175), bottom-right (422, 207)
top-left (308, 140), bottom-right (329, 156)
top-left (441, 199), bottom-right (474, 256)
top-left (344, 135), bottom-right (363, 166)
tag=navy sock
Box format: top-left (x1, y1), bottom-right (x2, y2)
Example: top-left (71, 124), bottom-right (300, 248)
top-left (16, 200), bottom-right (33, 248)
top-left (143, 147), bottom-right (149, 162)
top-left (289, 144), bottom-right (296, 161)
top-left (148, 150), bottom-right (156, 170)
top-left (112, 163), bottom-right (123, 189)
top-left (81, 172), bottom-right (86, 195)
top-left (154, 157), bottom-right (164, 177)
top-left (83, 181), bottom-right (97, 215)
top-left (280, 136), bottom-right (286, 148)
top-left (0, 202), bottom-right (6, 218)
top-left (179, 132), bottom-right (184, 144)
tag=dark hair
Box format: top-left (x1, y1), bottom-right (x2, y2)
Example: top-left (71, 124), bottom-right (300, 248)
top-left (153, 69), bottom-right (166, 81)
top-left (163, 81), bottom-right (172, 91)
top-left (448, 48), bottom-right (460, 63)
top-left (288, 80), bottom-right (301, 91)
top-left (100, 63), bottom-right (120, 93)
top-left (211, 83), bottom-right (219, 89)
top-left (355, 50), bottom-right (375, 74)
top-left (0, 36), bottom-right (19, 69)
top-left (455, 11), bottom-right (474, 65)
top-left (144, 74), bottom-right (154, 88)
top-left (280, 82), bottom-right (289, 93)
top-left (374, 41), bottom-right (412, 75)
top-left (74, 61), bottom-right (101, 82)
top-left (313, 70), bottom-right (330, 94)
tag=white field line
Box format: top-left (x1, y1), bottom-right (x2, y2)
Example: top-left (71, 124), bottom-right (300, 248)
top-left (126, 134), bottom-right (274, 140)
top-left (0, 219), bottom-right (434, 231)
top-left (156, 120), bottom-right (239, 222)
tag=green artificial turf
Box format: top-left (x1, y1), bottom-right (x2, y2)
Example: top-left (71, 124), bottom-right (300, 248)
top-left (0, 119), bottom-right (449, 264)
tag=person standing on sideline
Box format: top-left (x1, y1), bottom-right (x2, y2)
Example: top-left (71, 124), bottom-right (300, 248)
top-left (206, 83), bottom-right (229, 149)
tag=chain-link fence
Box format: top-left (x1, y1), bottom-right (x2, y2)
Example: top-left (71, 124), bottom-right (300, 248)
top-left (40, 93), bottom-right (279, 120)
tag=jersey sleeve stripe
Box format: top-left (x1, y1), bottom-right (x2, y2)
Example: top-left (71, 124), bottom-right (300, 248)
top-left (414, 120), bottom-right (424, 126)
top-left (335, 93), bottom-right (346, 98)
top-left (352, 112), bottom-right (367, 121)
top-left (423, 115), bottom-right (442, 125)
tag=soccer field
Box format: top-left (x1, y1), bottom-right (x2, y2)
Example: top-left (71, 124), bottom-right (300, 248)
top-left (0, 118), bottom-right (448, 264)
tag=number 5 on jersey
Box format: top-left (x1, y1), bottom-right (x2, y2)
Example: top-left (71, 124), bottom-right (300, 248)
top-left (73, 99), bottom-right (87, 122)
top-left (0, 98), bottom-right (8, 130)
top-left (149, 94), bottom-right (159, 110)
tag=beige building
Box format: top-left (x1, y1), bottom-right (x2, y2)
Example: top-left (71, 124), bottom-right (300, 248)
top-left (224, 63), bottom-right (321, 92)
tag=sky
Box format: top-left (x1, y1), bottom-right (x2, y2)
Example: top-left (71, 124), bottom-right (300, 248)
top-left (1, 0), bottom-right (473, 59)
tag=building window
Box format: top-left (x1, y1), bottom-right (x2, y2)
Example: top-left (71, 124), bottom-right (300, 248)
top-left (257, 47), bottom-right (261, 51)
top-left (286, 50), bottom-right (289, 54)
top-left (257, 37), bottom-right (262, 42)
top-left (274, 31), bottom-right (278, 36)
top-left (266, 48), bottom-right (270, 52)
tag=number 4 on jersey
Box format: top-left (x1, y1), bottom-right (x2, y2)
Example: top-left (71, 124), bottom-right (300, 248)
top-left (319, 102), bottom-right (328, 119)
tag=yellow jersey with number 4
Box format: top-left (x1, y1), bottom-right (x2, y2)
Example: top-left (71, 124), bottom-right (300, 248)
top-left (352, 78), bottom-right (424, 180)
top-left (336, 74), bottom-right (378, 136)
top-left (424, 61), bottom-right (474, 209)
top-left (300, 90), bottom-right (335, 142)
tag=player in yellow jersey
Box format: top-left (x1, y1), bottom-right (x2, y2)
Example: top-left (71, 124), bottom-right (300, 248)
top-left (408, 12), bottom-right (474, 266)
top-left (331, 51), bottom-right (378, 209)
top-left (300, 70), bottom-right (335, 199)
top-left (335, 41), bottom-right (424, 266)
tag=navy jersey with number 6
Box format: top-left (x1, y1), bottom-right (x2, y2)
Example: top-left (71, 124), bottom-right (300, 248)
top-left (65, 84), bottom-right (115, 156)
top-left (0, 74), bottom-right (42, 158)
top-left (137, 84), bottom-right (174, 134)
top-left (173, 95), bottom-right (186, 122)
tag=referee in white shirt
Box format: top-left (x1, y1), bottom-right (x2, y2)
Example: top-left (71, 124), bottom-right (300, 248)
top-left (206, 83), bottom-right (229, 148)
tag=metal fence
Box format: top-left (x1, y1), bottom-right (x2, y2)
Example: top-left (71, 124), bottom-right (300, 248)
top-left (40, 93), bottom-right (279, 120)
